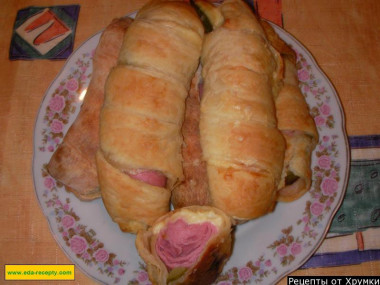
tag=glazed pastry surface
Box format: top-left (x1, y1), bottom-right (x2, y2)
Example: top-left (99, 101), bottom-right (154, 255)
top-left (96, 0), bottom-right (204, 233)
top-left (200, 0), bottom-right (285, 220)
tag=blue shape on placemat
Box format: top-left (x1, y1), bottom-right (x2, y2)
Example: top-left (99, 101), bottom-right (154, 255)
top-left (301, 249), bottom-right (380, 269)
top-left (9, 5), bottom-right (80, 60)
top-left (349, 135), bottom-right (380, 149)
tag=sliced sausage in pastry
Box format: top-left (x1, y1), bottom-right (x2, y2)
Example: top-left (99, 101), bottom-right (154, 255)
top-left (96, 0), bottom-right (204, 234)
top-left (136, 205), bottom-right (234, 285)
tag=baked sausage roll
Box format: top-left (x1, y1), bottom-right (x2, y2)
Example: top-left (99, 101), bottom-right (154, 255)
top-left (136, 206), bottom-right (233, 285)
top-left (47, 17), bottom-right (132, 200)
top-left (96, 0), bottom-right (204, 234)
top-left (261, 21), bottom-right (319, 202)
top-left (275, 59), bottom-right (319, 202)
top-left (199, 0), bottom-right (285, 221)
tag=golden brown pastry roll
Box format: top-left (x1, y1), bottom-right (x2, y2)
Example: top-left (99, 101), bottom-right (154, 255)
top-left (261, 21), bottom-right (319, 202)
top-left (275, 60), bottom-right (319, 202)
top-left (199, 0), bottom-right (285, 221)
top-left (96, 0), bottom-right (204, 234)
top-left (47, 17), bottom-right (132, 200)
top-left (136, 206), bottom-right (233, 285)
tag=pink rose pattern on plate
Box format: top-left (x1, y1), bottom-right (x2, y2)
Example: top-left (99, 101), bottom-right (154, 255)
top-left (217, 257), bottom-right (277, 284)
top-left (298, 52), bottom-right (335, 130)
top-left (42, 171), bottom-right (128, 283)
top-left (38, 50), bottom-right (128, 284)
top-left (37, 38), bottom-right (344, 284)
top-left (129, 264), bottom-right (152, 285)
top-left (39, 53), bottom-right (91, 153)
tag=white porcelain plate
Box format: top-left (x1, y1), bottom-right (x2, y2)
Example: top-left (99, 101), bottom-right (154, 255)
top-left (33, 20), bottom-right (349, 284)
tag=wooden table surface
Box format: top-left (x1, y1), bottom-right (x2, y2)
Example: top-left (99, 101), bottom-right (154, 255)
top-left (1, 0), bottom-right (379, 284)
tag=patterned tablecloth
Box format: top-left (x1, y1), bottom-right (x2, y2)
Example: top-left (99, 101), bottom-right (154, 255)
top-left (5, 0), bottom-right (379, 281)
top-left (303, 135), bottom-right (380, 268)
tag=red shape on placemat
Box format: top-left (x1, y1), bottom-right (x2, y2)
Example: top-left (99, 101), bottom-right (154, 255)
top-left (34, 20), bottom-right (69, 45)
top-left (356, 232), bottom-right (365, 251)
top-left (25, 9), bottom-right (54, 31)
top-left (25, 9), bottom-right (70, 45)
top-left (254, 0), bottom-right (283, 27)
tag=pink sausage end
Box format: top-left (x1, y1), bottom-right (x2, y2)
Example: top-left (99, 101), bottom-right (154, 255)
top-left (126, 169), bottom-right (167, 188)
top-left (155, 218), bottom-right (217, 269)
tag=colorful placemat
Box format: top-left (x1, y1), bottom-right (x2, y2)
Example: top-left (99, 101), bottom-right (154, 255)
top-left (330, 159), bottom-right (380, 234)
top-left (9, 5), bottom-right (80, 60)
top-left (302, 135), bottom-right (380, 268)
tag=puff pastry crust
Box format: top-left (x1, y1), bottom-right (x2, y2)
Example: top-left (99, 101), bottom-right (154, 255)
top-left (261, 21), bottom-right (319, 202)
top-left (136, 205), bottom-right (233, 285)
top-left (200, 0), bottom-right (285, 221)
top-left (96, 0), bottom-right (204, 233)
top-left (47, 18), bottom-right (132, 200)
